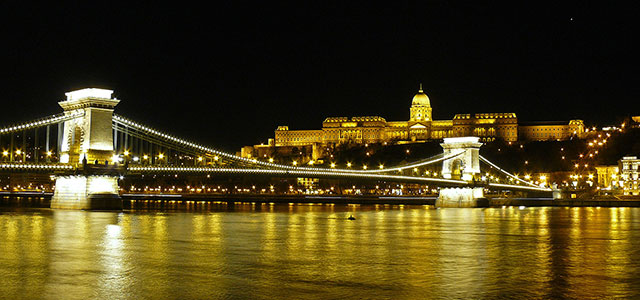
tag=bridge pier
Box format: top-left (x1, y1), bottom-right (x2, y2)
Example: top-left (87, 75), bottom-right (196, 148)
top-left (436, 187), bottom-right (488, 208)
top-left (51, 175), bottom-right (121, 210)
top-left (436, 137), bottom-right (487, 208)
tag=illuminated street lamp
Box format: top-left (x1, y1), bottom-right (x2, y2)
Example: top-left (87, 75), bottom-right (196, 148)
top-left (143, 154), bottom-right (149, 160)
top-left (15, 149), bottom-right (22, 155)
top-left (158, 153), bottom-right (165, 159)
top-left (2, 151), bottom-right (7, 156)
top-left (268, 158), bottom-right (274, 163)
top-left (346, 162), bottom-right (352, 168)
top-left (330, 162), bottom-right (336, 168)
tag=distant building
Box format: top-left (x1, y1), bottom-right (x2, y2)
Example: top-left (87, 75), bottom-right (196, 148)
top-left (595, 165), bottom-right (619, 190)
top-left (518, 120), bottom-right (585, 141)
top-left (619, 156), bottom-right (640, 195)
top-left (596, 156), bottom-right (640, 196)
top-left (242, 86), bottom-right (585, 158)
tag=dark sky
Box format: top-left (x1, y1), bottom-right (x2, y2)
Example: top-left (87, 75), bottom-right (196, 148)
top-left (1, 2), bottom-right (638, 151)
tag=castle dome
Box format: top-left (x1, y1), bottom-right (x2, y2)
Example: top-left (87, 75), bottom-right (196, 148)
top-left (411, 84), bottom-right (430, 107)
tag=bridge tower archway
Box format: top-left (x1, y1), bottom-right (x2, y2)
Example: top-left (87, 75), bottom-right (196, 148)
top-left (450, 158), bottom-right (463, 180)
top-left (58, 88), bottom-right (120, 164)
top-left (440, 136), bottom-right (483, 182)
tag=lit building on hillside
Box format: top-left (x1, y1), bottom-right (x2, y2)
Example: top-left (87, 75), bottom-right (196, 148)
top-left (596, 156), bottom-right (640, 196)
top-left (595, 165), bottom-right (619, 191)
top-left (241, 85), bottom-right (585, 158)
top-left (518, 120), bottom-right (585, 141)
top-left (619, 156), bottom-right (640, 195)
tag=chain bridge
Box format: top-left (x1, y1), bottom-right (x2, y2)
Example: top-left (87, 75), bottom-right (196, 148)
top-left (0, 88), bottom-right (552, 209)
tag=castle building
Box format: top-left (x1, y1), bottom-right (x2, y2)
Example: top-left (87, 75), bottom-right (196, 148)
top-left (273, 86), bottom-right (583, 145)
top-left (240, 86), bottom-right (585, 158)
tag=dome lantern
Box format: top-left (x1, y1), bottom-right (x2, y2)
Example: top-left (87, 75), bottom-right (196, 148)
top-left (411, 83), bottom-right (431, 107)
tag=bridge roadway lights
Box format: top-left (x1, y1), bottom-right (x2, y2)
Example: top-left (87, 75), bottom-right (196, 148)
top-left (51, 165), bottom-right (124, 210)
top-left (437, 137), bottom-right (486, 207)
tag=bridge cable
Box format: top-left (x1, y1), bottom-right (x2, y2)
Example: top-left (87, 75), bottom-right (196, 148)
top-left (0, 112), bottom-right (84, 135)
top-left (479, 155), bottom-right (546, 189)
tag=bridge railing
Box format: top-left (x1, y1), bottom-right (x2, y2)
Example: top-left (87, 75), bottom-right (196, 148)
top-left (126, 165), bottom-right (469, 186)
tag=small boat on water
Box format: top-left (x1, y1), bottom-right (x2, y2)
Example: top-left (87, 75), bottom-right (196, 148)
top-left (347, 215), bottom-right (356, 220)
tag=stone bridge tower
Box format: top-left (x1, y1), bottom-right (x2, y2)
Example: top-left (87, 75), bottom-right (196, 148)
top-left (58, 88), bottom-right (120, 164)
top-left (437, 136), bottom-right (486, 208)
top-left (440, 136), bottom-right (482, 181)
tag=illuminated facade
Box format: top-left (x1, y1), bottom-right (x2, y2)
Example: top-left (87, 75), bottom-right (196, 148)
top-left (518, 120), bottom-right (585, 141)
top-left (596, 157), bottom-right (640, 196)
top-left (267, 86), bottom-right (584, 150)
top-left (619, 156), bottom-right (640, 195)
top-left (596, 165), bottom-right (619, 190)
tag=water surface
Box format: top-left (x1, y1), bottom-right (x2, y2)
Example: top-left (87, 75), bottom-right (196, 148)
top-left (2, 204), bottom-right (640, 299)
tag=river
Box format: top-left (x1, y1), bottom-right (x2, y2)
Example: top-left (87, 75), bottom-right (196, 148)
top-left (2, 203), bottom-right (640, 299)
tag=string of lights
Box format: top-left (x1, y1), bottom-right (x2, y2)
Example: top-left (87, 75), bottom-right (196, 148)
top-left (0, 163), bottom-right (73, 170)
top-left (0, 111), bottom-right (84, 134)
top-left (479, 155), bottom-right (547, 189)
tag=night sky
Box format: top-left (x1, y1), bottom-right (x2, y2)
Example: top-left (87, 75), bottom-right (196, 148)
top-left (1, 2), bottom-right (638, 151)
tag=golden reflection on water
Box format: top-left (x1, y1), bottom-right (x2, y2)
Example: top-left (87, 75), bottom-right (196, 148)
top-left (3, 205), bottom-right (640, 299)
